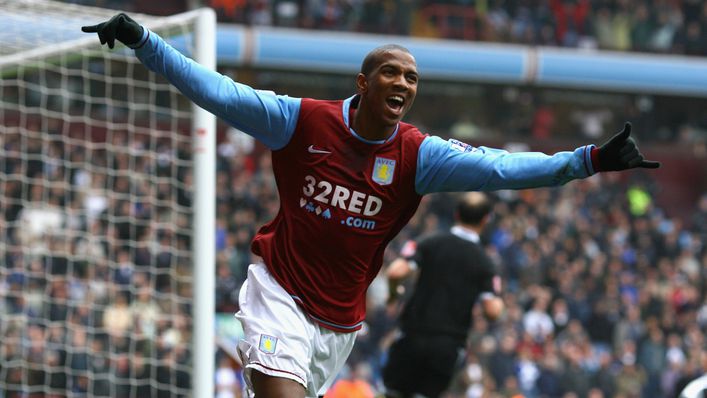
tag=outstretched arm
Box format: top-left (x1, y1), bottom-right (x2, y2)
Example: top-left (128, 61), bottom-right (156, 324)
top-left (82, 13), bottom-right (300, 150)
top-left (415, 122), bottom-right (659, 195)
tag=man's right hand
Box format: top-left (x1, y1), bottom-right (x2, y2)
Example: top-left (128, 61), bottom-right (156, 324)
top-left (81, 13), bottom-right (144, 49)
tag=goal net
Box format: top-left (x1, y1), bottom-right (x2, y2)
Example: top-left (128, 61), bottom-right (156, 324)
top-left (0, 1), bottom-right (215, 397)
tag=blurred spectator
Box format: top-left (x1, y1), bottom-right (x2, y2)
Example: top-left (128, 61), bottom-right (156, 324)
top-left (215, 261), bottom-right (240, 313)
top-left (324, 361), bottom-right (376, 398)
top-left (522, 288), bottom-right (554, 342)
top-left (592, 351), bottom-right (617, 398)
top-left (102, 291), bottom-right (133, 339)
top-left (615, 341), bottom-right (647, 397)
top-left (530, 101), bottom-right (555, 140)
top-left (488, 330), bottom-right (518, 388)
top-left (450, 114), bottom-right (482, 140)
top-left (131, 286), bottom-right (161, 338)
top-left (215, 354), bottom-right (243, 398)
top-left (631, 3), bottom-right (655, 52)
top-left (551, 0), bottom-right (591, 47)
top-left (17, 184), bottom-right (64, 254)
top-left (89, 337), bottom-right (111, 397)
top-left (571, 108), bottom-right (614, 140)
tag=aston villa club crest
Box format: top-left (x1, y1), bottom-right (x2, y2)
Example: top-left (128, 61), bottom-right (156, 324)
top-left (372, 157), bottom-right (395, 185)
top-left (259, 334), bottom-right (278, 354)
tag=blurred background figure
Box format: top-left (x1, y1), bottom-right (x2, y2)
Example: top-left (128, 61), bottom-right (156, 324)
top-left (382, 192), bottom-right (504, 398)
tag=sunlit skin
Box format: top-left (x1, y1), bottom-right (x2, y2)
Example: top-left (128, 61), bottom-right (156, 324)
top-left (352, 49), bottom-right (419, 142)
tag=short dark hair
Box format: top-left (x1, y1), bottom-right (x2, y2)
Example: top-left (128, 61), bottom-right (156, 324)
top-left (456, 192), bottom-right (493, 225)
top-left (360, 44), bottom-right (412, 75)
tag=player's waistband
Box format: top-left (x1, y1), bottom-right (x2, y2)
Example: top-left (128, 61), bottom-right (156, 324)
top-left (290, 295), bottom-right (364, 333)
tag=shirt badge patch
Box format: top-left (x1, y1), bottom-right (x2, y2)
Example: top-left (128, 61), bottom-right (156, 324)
top-left (449, 139), bottom-right (476, 153)
top-left (372, 157), bottom-right (395, 185)
top-left (400, 240), bottom-right (417, 258)
top-left (259, 334), bottom-right (278, 354)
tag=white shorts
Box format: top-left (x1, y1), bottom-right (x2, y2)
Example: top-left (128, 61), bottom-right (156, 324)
top-left (235, 263), bottom-right (357, 397)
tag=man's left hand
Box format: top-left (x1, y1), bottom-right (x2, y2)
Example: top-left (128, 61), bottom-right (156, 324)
top-left (595, 122), bottom-right (661, 171)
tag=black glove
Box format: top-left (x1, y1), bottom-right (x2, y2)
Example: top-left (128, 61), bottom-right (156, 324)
top-left (81, 13), bottom-right (144, 49)
top-left (596, 122), bottom-right (660, 171)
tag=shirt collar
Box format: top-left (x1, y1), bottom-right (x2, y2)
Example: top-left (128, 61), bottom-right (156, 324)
top-left (451, 225), bottom-right (480, 243)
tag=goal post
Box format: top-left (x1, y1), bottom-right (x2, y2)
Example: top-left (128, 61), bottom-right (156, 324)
top-left (0, 1), bottom-right (216, 397)
top-left (191, 8), bottom-right (217, 398)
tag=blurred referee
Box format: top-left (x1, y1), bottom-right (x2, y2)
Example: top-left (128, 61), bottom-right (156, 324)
top-left (382, 192), bottom-right (503, 398)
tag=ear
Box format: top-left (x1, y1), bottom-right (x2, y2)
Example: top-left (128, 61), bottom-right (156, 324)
top-left (355, 73), bottom-right (367, 93)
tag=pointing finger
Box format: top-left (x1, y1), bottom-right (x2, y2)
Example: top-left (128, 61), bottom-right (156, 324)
top-left (81, 24), bottom-right (100, 33)
top-left (627, 156), bottom-right (643, 169)
top-left (639, 160), bottom-right (661, 169)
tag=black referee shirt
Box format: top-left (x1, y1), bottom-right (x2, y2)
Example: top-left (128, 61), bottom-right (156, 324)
top-left (398, 227), bottom-right (498, 342)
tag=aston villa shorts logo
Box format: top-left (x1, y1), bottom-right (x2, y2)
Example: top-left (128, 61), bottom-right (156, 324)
top-left (259, 334), bottom-right (278, 354)
top-left (372, 157), bottom-right (395, 185)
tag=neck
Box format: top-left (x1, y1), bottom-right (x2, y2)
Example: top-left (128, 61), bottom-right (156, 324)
top-left (351, 100), bottom-right (397, 142)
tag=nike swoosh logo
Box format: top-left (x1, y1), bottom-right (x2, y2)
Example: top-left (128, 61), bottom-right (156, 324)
top-left (308, 145), bottom-right (331, 154)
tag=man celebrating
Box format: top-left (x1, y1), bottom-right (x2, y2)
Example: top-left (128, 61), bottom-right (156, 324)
top-left (83, 14), bottom-right (659, 398)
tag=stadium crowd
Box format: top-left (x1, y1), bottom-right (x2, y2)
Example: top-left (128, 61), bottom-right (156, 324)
top-left (2, 116), bottom-right (705, 397)
top-left (207, 0), bottom-right (707, 56)
top-left (1, 128), bottom-right (195, 397)
top-left (73, 0), bottom-right (707, 56)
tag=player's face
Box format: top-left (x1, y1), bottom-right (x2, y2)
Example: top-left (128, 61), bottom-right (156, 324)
top-left (359, 50), bottom-right (419, 127)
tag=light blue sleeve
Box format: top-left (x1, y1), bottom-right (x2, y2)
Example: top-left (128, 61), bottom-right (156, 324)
top-left (415, 136), bottom-right (597, 195)
top-left (133, 29), bottom-right (299, 150)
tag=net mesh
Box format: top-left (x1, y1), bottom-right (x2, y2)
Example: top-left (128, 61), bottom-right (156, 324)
top-left (1, 1), bottom-right (200, 396)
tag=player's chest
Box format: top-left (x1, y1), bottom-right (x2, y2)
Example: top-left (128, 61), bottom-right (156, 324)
top-left (275, 129), bottom-right (416, 223)
top-left (284, 129), bottom-right (411, 195)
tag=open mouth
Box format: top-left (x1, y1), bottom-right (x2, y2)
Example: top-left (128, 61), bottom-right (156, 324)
top-left (386, 95), bottom-right (405, 113)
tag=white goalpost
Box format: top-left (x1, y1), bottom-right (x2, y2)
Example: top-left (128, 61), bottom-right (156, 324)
top-left (0, 1), bottom-right (216, 397)
top-left (189, 8), bottom-right (217, 398)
